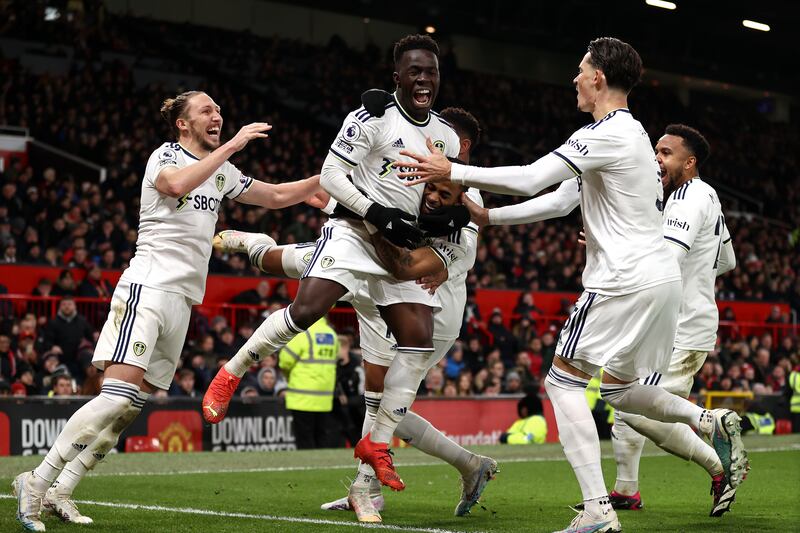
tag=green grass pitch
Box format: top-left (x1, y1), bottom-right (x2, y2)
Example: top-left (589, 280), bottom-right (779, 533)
top-left (1, 435), bottom-right (797, 532)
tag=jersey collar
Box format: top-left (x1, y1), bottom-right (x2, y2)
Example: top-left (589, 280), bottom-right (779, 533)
top-left (177, 143), bottom-right (200, 161)
top-left (392, 92), bottom-right (431, 127)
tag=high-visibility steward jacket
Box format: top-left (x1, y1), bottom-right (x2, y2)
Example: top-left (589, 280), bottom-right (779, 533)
top-left (504, 415), bottom-right (548, 444)
top-left (790, 371), bottom-right (800, 414)
top-left (744, 412), bottom-right (775, 435)
top-left (279, 317), bottom-right (339, 412)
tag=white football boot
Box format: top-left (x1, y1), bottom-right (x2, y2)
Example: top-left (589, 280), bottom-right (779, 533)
top-left (11, 472), bottom-right (46, 532)
top-left (347, 484), bottom-right (382, 523)
top-left (553, 507), bottom-right (621, 533)
top-left (699, 409), bottom-right (750, 488)
top-left (43, 485), bottom-right (94, 524)
top-left (455, 455), bottom-right (498, 516)
top-left (212, 230), bottom-right (275, 255)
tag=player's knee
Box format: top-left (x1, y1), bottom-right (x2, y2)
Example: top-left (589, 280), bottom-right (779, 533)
top-left (600, 382), bottom-right (633, 410)
top-left (288, 300), bottom-right (325, 330)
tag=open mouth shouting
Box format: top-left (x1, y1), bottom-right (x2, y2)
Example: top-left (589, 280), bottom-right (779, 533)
top-left (413, 87), bottom-right (432, 108)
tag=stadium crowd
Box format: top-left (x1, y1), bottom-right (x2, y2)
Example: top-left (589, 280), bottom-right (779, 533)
top-left (0, 12), bottom-right (798, 409)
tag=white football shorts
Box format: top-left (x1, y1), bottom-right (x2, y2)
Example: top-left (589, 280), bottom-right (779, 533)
top-left (640, 348), bottom-right (709, 398)
top-left (555, 281), bottom-right (681, 382)
top-left (93, 281), bottom-right (192, 390)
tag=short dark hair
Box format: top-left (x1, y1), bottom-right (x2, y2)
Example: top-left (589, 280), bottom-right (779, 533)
top-left (665, 124), bottom-right (711, 168)
top-left (393, 34), bottom-right (439, 67)
top-left (160, 91), bottom-right (204, 139)
top-left (586, 37), bottom-right (642, 94)
top-left (439, 107), bottom-right (481, 147)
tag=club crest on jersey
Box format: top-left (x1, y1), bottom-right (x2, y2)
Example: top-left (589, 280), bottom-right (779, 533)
top-left (432, 139), bottom-right (446, 153)
top-left (343, 122), bottom-right (361, 142)
top-left (132, 342), bottom-right (147, 356)
top-left (321, 256), bottom-right (335, 268)
top-left (215, 174), bottom-right (225, 192)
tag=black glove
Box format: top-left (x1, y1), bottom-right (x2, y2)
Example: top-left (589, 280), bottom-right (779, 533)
top-left (364, 203), bottom-right (423, 248)
top-left (418, 205), bottom-right (471, 237)
top-left (361, 89), bottom-right (393, 117)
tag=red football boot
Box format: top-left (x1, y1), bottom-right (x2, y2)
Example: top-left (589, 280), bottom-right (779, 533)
top-left (202, 367), bottom-right (241, 424)
top-left (354, 434), bottom-right (405, 491)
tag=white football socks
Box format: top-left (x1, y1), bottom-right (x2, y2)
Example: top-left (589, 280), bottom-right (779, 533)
top-left (31, 379), bottom-right (138, 493)
top-left (395, 410), bottom-right (478, 476)
top-left (224, 306), bottom-right (302, 377)
top-left (545, 366), bottom-right (610, 512)
top-left (53, 391), bottom-right (150, 496)
top-left (243, 233), bottom-right (276, 272)
top-left (600, 382), bottom-right (706, 428)
top-left (611, 411), bottom-right (646, 496)
top-left (370, 347), bottom-right (434, 443)
top-left (621, 411), bottom-right (723, 476)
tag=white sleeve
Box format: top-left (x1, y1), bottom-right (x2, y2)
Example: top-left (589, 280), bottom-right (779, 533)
top-left (488, 178), bottom-right (580, 225)
top-left (663, 189), bottom-right (705, 264)
top-left (450, 152), bottom-right (573, 196)
top-left (717, 222), bottom-right (736, 275)
top-left (445, 226), bottom-right (478, 279)
top-left (431, 188), bottom-right (480, 277)
top-left (223, 163), bottom-right (255, 200)
top-left (319, 111), bottom-right (383, 217)
top-left (449, 125), bottom-right (619, 197)
top-left (146, 145), bottom-right (179, 187)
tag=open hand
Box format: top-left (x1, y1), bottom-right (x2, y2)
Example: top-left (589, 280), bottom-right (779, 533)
top-left (395, 137), bottom-right (452, 186)
top-left (226, 122), bottom-right (272, 152)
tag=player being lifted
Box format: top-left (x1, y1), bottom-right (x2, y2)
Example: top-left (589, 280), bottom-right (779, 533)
top-left (203, 35), bottom-right (468, 491)
top-left (462, 125), bottom-right (740, 516)
top-left (215, 104), bottom-right (496, 522)
top-left (12, 91), bottom-right (325, 532)
top-left (396, 37), bottom-right (748, 533)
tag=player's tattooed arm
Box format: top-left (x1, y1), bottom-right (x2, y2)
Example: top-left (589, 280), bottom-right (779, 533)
top-left (370, 234), bottom-right (445, 281)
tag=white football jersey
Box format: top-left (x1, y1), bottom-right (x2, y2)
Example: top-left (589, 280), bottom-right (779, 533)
top-left (324, 92), bottom-right (461, 217)
top-left (553, 109), bottom-right (680, 296)
top-left (663, 178), bottom-right (729, 351)
top-left (433, 188), bottom-right (481, 340)
top-left (120, 142), bottom-right (253, 304)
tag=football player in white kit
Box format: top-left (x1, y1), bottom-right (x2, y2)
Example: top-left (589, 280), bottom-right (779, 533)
top-left (603, 124), bottom-right (739, 517)
top-left (12, 90), bottom-right (325, 531)
top-left (214, 106), bottom-right (497, 522)
top-left (395, 38), bottom-right (748, 533)
top-left (204, 35), bottom-right (469, 492)
top-left (462, 124), bottom-right (740, 516)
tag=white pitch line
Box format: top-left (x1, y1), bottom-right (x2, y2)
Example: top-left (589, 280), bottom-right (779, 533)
top-left (78, 444), bottom-right (800, 478)
top-left (0, 494), bottom-right (480, 533)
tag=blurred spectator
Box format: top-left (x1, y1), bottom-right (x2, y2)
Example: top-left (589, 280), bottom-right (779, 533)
top-left (233, 280), bottom-right (271, 305)
top-left (51, 270), bottom-right (77, 297)
top-left (488, 309), bottom-right (517, 365)
top-left (444, 342), bottom-right (466, 380)
top-left (421, 367), bottom-right (445, 396)
top-left (78, 264), bottom-right (114, 298)
top-left (169, 369), bottom-right (197, 397)
top-left (41, 297), bottom-right (94, 378)
top-left (503, 371), bottom-right (523, 394)
top-left (50, 374), bottom-right (75, 397)
top-left (0, 334), bottom-right (17, 382)
top-left (332, 333), bottom-right (364, 447)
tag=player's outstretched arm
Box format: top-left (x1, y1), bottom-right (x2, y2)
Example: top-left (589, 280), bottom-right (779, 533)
top-left (485, 178), bottom-right (581, 226)
top-left (237, 174), bottom-right (325, 209)
top-left (156, 122), bottom-right (271, 198)
top-left (398, 149), bottom-right (575, 197)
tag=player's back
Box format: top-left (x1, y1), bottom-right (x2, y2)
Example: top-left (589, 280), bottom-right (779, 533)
top-left (576, 110), bottom-right (680, 296)
top-left (121, 142), bottom-right (251, 304)
top-left (663, 178), bottom-right (725, 351)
